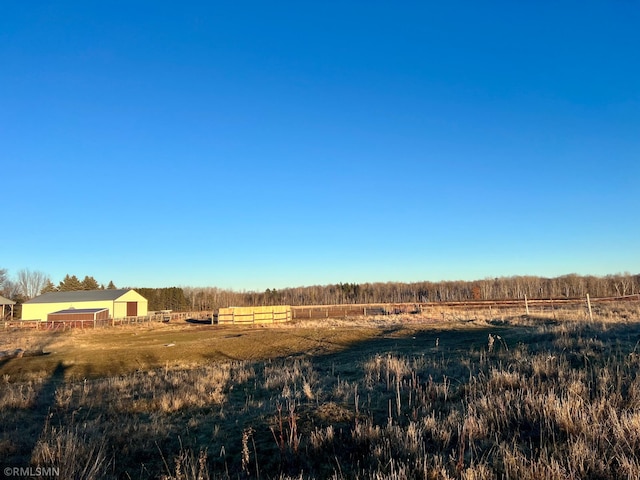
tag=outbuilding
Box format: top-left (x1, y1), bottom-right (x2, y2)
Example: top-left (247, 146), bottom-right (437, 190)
top-left (22, 289), bottom-right (148, 321)
top-left (47, 308), bottom-right (110, 322)
top-left (1, 295), bottom-right (16, 320)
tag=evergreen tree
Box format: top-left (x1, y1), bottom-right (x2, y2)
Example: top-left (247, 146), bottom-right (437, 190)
top-left (135, 287), bottom-right (189, 311)
top-left (58, 274), bottom-right (83, 291)
top-left (107, 281), bottom-right (117, 290)
top-left (41, 279), bottom-right (57, 294)
top-left (81, 275), bottom-right (100, 290)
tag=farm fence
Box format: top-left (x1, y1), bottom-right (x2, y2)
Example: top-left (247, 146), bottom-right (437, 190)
top-left (217, 305), bottom-right (292, 324)
top-left (2, 311), bottom-right (212, 330)
top-left (290, 294), bottom-right (640, 320)
top-left (3, 295), bottom-right (638, 329)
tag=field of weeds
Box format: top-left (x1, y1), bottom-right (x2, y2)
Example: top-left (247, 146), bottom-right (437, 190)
top-left (1, 302), bottom-right (640, 479)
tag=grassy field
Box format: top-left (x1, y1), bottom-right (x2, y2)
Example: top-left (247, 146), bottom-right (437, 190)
top-left (1, 302), bottom-right (640, 479)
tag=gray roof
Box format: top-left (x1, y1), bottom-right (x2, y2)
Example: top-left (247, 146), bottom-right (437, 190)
top-left (50, 308), bottom-right (109, 314)
top-left (24, 289), bottom-right (135, 304)
top-left (0, 295), bottom-right (16, 305)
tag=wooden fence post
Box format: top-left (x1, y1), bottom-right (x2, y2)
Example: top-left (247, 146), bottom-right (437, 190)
top-left (524, 295), bottom-right (530, 315)
top-left (586, 293), bottom-right (593, 322)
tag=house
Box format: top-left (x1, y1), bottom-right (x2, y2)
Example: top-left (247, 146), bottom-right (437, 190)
top-left (22, 289), bottom-right (148, 321)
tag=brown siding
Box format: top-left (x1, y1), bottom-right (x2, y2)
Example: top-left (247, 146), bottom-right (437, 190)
top-left (47, 309), bottom-right (110, 322)
top-left (49, 312), bottom-right (95, 321)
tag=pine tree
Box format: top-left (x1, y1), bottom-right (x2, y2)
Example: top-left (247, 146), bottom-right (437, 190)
top-left (81, 276), bottom-right (100, 290)
top-left (41, 279), bottom-right (57, 294)
top-left (58, 274), bottom-right (83, 291)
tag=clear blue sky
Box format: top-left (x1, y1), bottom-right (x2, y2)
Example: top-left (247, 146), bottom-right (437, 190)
top-left (2, 1), bottom-right (638, 291)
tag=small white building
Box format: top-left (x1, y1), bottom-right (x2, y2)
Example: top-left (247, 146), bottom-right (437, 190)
top-left (1, 295), bottom-right (16, 320)
top-left (22, 289), bottom-right (148, 321)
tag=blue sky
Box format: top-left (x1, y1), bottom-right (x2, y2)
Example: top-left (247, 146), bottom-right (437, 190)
top-left (2, 1), bottom-right (639, 291)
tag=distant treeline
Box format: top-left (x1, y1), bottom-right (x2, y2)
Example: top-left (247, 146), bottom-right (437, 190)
top-left (3, 269), bottom-right (637, 314)
top-left (136, 287), bottom-right (190, 312)
top-left (181, 273), bottom-right (639, 312)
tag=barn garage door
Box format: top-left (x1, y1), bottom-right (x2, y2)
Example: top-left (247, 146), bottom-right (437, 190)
top-left (127, 302), bottom-right (138, 316)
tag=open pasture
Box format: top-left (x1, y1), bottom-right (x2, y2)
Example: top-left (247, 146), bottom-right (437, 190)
top-left (1, 302), bottom-right (640, 479)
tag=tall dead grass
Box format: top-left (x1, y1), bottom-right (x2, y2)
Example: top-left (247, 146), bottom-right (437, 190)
top-left (1, 302), bottom-right (639, 479)
top-left (31, 421), bottom-right (108, 480)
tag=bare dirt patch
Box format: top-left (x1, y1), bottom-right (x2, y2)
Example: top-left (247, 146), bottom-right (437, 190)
top-left (0, 316), bottom-right (462, 381)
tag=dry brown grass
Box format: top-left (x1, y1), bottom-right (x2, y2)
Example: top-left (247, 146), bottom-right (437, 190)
top-left (0, 319), bottom-right (423, 382)
top-left (1, 301), bottom-right (639, 479)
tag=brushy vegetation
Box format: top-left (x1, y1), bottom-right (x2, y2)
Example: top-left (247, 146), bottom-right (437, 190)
top-left (1, 302), bottom-right (640, 479)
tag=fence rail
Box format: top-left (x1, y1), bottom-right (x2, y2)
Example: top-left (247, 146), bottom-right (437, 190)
top-left (2, 295), bottom-right (638, 329)
top-left (2, 311), bottom-right (212, 330)
top-left (290, 294), bottom-right (640, 319)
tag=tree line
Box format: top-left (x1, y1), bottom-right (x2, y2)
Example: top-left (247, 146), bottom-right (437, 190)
top-left (0, 269), bottom-right (119, 302)
top-left (0, 270), bottom-right (187, 313)
top-left (2, 268), bottom-right (638, 314)
top-left (182, 273), bottom-right (640, 311)
top-left (136, 287), bottom-right (190, 312)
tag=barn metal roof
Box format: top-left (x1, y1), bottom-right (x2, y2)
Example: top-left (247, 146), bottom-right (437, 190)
top-left (50, 308), bottom-right (109, 314)
top-left (0, 295), bottom-right (16, 305)
top-left (24, 289), bottom-right (134, 304)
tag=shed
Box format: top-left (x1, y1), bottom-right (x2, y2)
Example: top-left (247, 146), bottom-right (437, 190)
top-left (1, 295), bottom-right (16, 320)
top-left (47, 308), bottom-right (110, 322)
top-left (22, 289), bottom-right (148, 321)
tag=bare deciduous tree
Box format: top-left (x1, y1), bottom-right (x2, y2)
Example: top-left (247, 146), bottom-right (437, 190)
top-left (16, 269), bottom-right (51, 300)
top-left (0, 268), bottom-right (7, 295)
